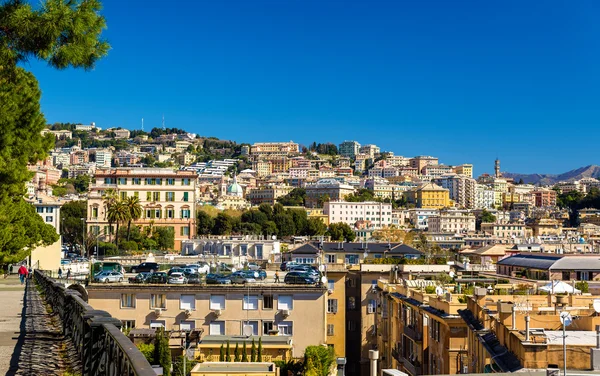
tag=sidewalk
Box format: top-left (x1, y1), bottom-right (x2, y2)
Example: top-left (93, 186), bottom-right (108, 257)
top-left (0, 276), bottom-right (81, 375)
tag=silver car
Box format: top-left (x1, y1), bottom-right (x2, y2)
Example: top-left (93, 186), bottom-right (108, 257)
top-left (94, 271), bottom-right (124, 283)
top-left (168, 272), bottom-right (187, 284)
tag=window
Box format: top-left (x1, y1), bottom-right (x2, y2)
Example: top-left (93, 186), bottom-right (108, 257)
top-left (182, 178), bottom-right (191, 185)
top-left (46, 207), bottom-right (53, 213)
top-left (327, 299), bottom-right (338, 314)
top-left (145, 178), bottom-right (155, 185)
top-left (180, 320), bottom-right (195, 331)
top-left (92, 207), bottom-right (98, 218)
top-left (326, 254), bottom-right (336, 263)
top-left (46, 216), bottom-right (53, 222)
top-left (121, 294), bottom-right (135, 308)
top-left (327, 324), bottom-right (335, 336)
top-left (180, 295), bottom-right (195, 310)
top-left (118, 178), bottom-right (127, 185)
top-left (150, 294), bottom-right (166, 309)
top-left (153, 192), bottom-right (160, 201)
top-left (167, 178), bottom-right (175, 185)
top-left (155, 178), bottom-right (162, 185)
top-left (210, 321), bottom-right (225, 335)
top-left (243, 295), bottom-right (259, 310)
top-left (120, 191), bottom-right (127, 200)
top-left (263, 321), bottom-right (274, 335)
top-left (166, 209), bottom-right (174, 218)
top-left (328, 279), bottom-right (335, 291)
top-left (146, 192), bottom-right (152, 201)
top-left (133, 178), bottom-right (141, 185)
top-left (240, 244), bottom-right (248, 256)
top-left (278, 295), bottom-right (293, 310)
top-left (122, 320), bottom-right (135, 330)
top-left (181, 209), bottom-right (191, 219)
top-left (244, 321), bottom-right (259, 336)
top-left (347, 278), bottom-right (356, 288)
top-left (150, 320), bottom-right (165, 328)
top-left (36, 207), bottom-right (44, 213)
top-left (278, 321), bottom-right (293, 335)
top-left (250, 292), bottom-right (268, 313)
top-left (348, 297), bottom-right (356, 310)
top-left (183, 192), bottom-right (189, 202)
top-left (166, 192), bottom-right (175, 202)
top-left (181, 227), bottom-right (190, 236)
top-left (210, 295), bottom-right (225, 310)
top-left (367, 299), bottom-right (376, 314)
top-left (348, 320), bottom-right (357, 332)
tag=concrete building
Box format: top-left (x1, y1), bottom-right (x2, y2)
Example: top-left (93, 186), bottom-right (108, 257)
top-left (90, 148), bottom-right (112, 168)
top-left (246, 184), bottom-right (293, 206)
top-left (181, 236), bottom-right (282, 265)
top-left (41, 129), bottom-right (73, 139)
top-left (405, 183), bottom-right (450, 209)
top-left (409, 156), bottom-right (438, 174)
top-left (480, 222), bottom-right (527, 239)
top-left (363, 178), bottom-right (405, 200)
top-left (475, 184), bottom-right (496, 209)
top-left (433, 174), bottom-right (477, 209)
top-left (87, 283), bottom-right (328, 359)
top-left (75, 122), bottom-right (101, 131)
top-left (28, 194), bottom-right (62, 272)
top-left (532, 188), bottom-right (557, 207)
top-left (87, 168), bottom-right (197, 251)
top-left (305, 179), bottom-right (355, 208)
top-left (422, 164), bottom-right (453, 177)
top-left (250, 142), bottom-right (299, 157)
top-left (453, 164), bottom-right (473, 178)
top-left (409, 208), bottom-right (440, 230)
top-left (323, 201), bottom-right (393, 229)
top-left (427, 209), bottom-right (476, 233)
top-left (339, 141), bottom-right (361, 159)
top-left (359, 144), bottom-right (380, 159)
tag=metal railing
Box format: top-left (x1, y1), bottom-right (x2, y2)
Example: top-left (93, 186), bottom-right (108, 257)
top-left (34, 270), bottom-right (155, 376)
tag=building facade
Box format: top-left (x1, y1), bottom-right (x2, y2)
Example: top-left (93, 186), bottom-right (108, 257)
top-left (323, 201), bottom-right (393, 229)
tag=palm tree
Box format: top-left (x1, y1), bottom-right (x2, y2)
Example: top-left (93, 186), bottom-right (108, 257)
top-left (107, 199), bottom-right (129, 248)
top-left (103, 189), bottom-right (118, 242)
top-left (124, 196), bottom-right (142, 241)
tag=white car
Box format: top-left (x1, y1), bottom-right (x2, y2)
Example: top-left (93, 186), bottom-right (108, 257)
top-left (168, 272), bottom-right (187, 284)
top-left (94, 271), bottom-right (124, 283)
top-left (185, 263), bottom-right (210, 274)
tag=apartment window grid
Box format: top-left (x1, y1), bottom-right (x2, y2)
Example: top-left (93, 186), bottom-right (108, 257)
top-left (278, 321), bottom-right (293, 335)
top-left (262, 321), bottom-right (274, 335)
top-left (327, 299), bottom-right (338, 314)
top-left (327, 324), bottom-right (335, 336)
top-left (120, 293), bottom-right (135, 308)
top-left (263, 295), bottom-right (273, 309)
top-left (180, 295), bottom-right (195, 310)
top-left (150, 294), bottom-right (166, 309)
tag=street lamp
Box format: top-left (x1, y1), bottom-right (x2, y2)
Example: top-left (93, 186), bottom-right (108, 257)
top-left (81, 218), bottom-right (86, 257)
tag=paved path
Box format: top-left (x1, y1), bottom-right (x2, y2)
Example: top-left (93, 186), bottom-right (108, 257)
top-left (0, 276), bottom-right (81, 376)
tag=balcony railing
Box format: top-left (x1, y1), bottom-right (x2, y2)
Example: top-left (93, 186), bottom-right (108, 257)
top-left (403, 325), bottom-right (423, 342)
top-left (34, 271), bottom-right (154, 376)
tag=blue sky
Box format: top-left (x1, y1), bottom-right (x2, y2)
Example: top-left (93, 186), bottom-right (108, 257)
top-left (26, 0), bottom-right (600, 176)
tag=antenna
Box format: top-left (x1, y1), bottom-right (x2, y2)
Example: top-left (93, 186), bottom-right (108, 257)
top-left (162, 114), bottom-right (165, 130)
top-left (141, 118), bottom-right (144, 131)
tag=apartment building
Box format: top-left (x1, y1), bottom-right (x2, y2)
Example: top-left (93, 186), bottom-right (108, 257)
top-left (359, 144), bottom-right (380, 159)
top-left (323, 201), bottom-right (393, 229)
top-left (325, 266), bottom-right (348, 358)
top-left (339, 141), bottom-right (361, 159)
top-left (433, 174), bottom-right (477, 209)
top-left (87, 283), bottom-right (327, 359)
top-left (87, 168), bottom-right (197, 251)
top-left (246, 184), bottom-right (294, 206)
top-left (305, 179), bottom-right (355, 208)
top-left (252, 160), bottom-right (272, 177)
top-left (475, 184), bottom-right (496, 209)
top-left (41, 129), bottom-right (73, 139)
top-left (354, 153), bottom-right (371, 174)
top-left (181, 236), bottom-right (282, 265)
top-left (421, 164), bottom-right (453, 177)
top-left (405, 182), bottom-right (450, 209)
top-left (532, 188), bottom-right (557, 207)
top-left (250, 142), bottom-right (299, 157)
top-left (453, 164), bottom-right (473, 178)
top-left (427, 209), bottom-right (476, 233)
top-left (408, 208), bottom-right (439, 230)
top-left (363, 178), bottom-right (404, 200)
top-left (75, 122), bottom-right (101, 131)
top-left (409, 156), bottom-right (438, 174)
top-left (480, 222), bottom-right (526, 239)
top-left (27, 194), bottom-right (62, 272)
top-left (89, 148), bottom-right (112, 168)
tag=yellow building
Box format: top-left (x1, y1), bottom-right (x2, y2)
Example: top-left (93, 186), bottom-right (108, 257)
top-left (406, 182), bottom-right (450, 209)
top-left (325, 267), bottom-right (347, 358)
top-left (191, 362), bottom-right (279, 376)
top-left (453, 164), bottom-right (473, 178)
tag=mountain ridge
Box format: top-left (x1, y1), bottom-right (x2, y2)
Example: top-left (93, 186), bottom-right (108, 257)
top-left (503, 165), bottom-right (600, 185)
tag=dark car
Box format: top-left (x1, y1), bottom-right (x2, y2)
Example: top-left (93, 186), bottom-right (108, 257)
top-left (289, 265), bottom-right (320, 276)
top-left (130, 262), bottom-right (159, 274)
top-left (284, 271), bottom-right (318, 285)
top-left (240, 269), bottom-right (266, 280)
top-left (128, 272), bottom-right (150, 283)
top-left (187, 273), bottom-right (203, 284)
top-left (280, 261), bottom-right (299, 271)
top-left (146, 272), bottom-right (168, 284)
top-left (205, 273), bottom-right (232, 284)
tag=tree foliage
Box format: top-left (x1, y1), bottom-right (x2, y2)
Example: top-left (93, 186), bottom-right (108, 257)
top-left (326, 222), bottom-right (356, 242)
top-left (137, 343), bottom-right (155, 365)
top-left (61, 200), bottom-right (87, 251)
top-left (303, 346), bottom-right (335, 376)
top-left (154, 327), bottom-right (171, 376)
top-left (277, 188), bottom-right (306, 206)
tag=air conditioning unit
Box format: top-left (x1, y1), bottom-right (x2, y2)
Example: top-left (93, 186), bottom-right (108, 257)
top-left (328, 289), bottom-right (333, 294)
top-left (281, 309), bottom-right (290, 318)
top-left (214, 309), bottom-right (222, 317)
top-left (154, 308), bottom-right (162, 316)
top-left (185, 309), bottom-right (192, 316)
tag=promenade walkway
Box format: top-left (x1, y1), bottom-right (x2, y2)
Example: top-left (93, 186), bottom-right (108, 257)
top-left (0, 275), bottom-right (81, 375)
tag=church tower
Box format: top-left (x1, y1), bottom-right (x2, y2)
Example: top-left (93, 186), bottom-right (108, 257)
top-left (494, 158), bottom-right (501, 178)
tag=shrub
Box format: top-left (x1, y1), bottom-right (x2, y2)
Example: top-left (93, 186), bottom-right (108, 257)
top-left (137, 343), bottom-right (155, 364)
top-left (576, 281), bottom-right (589, 293)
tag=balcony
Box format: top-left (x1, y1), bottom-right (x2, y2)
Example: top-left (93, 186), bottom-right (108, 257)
top-left (403, 325), bottom-right (423, 342)
top-left (402, 357), bottom-right (422, 376)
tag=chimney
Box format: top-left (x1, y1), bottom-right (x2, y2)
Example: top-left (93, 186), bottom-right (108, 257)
top-left (512, 305), bottom-right (517, 330)
top-left (368, 350), bottom-right (379, 376)
top-left (525, 315), bottom-right (530, 342)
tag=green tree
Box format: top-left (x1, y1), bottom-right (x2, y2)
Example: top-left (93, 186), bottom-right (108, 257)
top-left (60, 200), bottom-right (87, 251)
top-left (306, 217), bottom-right (327, 236)
top-left (262, 221), bottom-right (278, 237)
top-left (219, 344), bottom-right (225, 361)
top-left (73, 174), bottom-right (90, 193)
top-left (124, 196), bottom-right (142, 241)
top-left (213, 212), bottom-right (233, 235)
top-left (154, 327), bottom-right (171, 376)
top-left (273, 213), bottom-right (296, 237)
top-left (137, 343), bottom-right (155, 364)
top-left (277, 188), bottom-right (306, 206)
top-left (327, 222), bottom-right (356, 242)
top-left (480, 209), bottom-right (496, 223)
top-left (257, 337), bottom-right (263, 362)
top-left (258, 203), bottom-right (273, 219)
top-left (303, 346), bottom-right (335, 376)
top-left (251, 338), bottom-right (256, 362)
top-left (241, 341), bottom-right (248, 362)
top-left (226, 340), bottom-right (231, 362)
top-left (153, 226), bottom-right (175, 250)
top-left (288, 208), bottom-right (308, 235)
top-left (234, 342), bottom-right (240, 362)
top-left (172, 355), bottom-right (197, 376)
top-left (197, 210), bottom-right (215, 235)
top-left (107, 199), bottom-right (128, 247)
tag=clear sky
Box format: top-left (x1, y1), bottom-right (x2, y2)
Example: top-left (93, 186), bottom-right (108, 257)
top-left (26, 0), bottom-right (600, 176)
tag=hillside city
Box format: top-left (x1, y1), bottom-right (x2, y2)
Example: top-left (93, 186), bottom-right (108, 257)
top-left (18, 121), bottom-right (600, 375)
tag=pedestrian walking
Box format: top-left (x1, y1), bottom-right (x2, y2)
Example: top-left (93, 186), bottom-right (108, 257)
top-left (18, 264), bottom-right (28, 285)
top-left (58, 268), bottom-right (63, 279)
top-left (274, 271), bottom-right (280, 283)
top-left (66, 269), bottom-right (71, 280)
top-left (27, 267), bottom-right (32, 279)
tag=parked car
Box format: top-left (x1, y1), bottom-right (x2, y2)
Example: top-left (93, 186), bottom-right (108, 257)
top-left (146, 272), bottom-right (168, 284)
top-left (167, 267), bottom-right (186, 276)
top-left (253, 269), bottom-right (267, 280)
top-left (168, 272), bottom-right (187, 284)
top-left (289, 265), bottom-right (320, 276)
top-left (128, 272), bottom-right (150, 283)
top-left (94, 271), bottom-right (124, 283)
top-left (284, 271), bottom-right (318, 285)
top-left (230, 271), bottom-right (256, 284)
top-left (93, 262), bottom-right (125, 275)
top-left (205, 273), bottom-right (232, 284)
top-left (131, 262), bottom-right (159, 274)
top-left (187, 273), bottom-right (203, 284)
top-left (246, 262), bottom-right (261, 271)
top-left (281, 261), bottom-right (299, 271)
top-left (185, 263), bottom-right (210, 274)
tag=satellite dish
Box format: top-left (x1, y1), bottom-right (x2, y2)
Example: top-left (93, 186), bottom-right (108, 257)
top-left (254, 271), bottom-right (259, 278)
top-left (560, 311), bottom-right (573, 327)
top-left (231, 268), bottom-right (237, 273)
top-left (242, 325), bottom-right (253, 337)
top-left (435, 286), bottom-right (444, 296)
top-left (449, 271), bottom-right (455, 279)
top-left (593, 299), bottom-right (600, 313)
top-left (272, 235), bottom-right (277, 240)
top-left (319, 264), bottom-right (325, 272)
top-left (320, 276), bottom-right (328, 284)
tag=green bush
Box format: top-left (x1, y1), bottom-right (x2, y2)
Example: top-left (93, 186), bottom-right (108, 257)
top-left (576, 281), bottom-right (589, 293)
top-left (121, 240), bottom-right (138, 252)
top-left (137, 343), bottom-right (155, 364)
top-left (304, 345), bottom-right (335, 376)
top-left (425, 285), bottom-right (436, 294)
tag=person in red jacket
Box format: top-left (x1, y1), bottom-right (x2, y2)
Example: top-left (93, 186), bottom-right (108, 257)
top-left (18, 264), bottom-right (28, 285)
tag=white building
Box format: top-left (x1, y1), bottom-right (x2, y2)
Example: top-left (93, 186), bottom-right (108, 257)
top-left (434, 174), bottom-right (477, 209)
top-left (323, 201), bottom-right (393, 229)
top-left (475, 184), bottom-right (496, 209)
top-left (93, 149), bottom-right (112, 168)
top-left (408, 208), bottom-right (439, 230)
top-left (427, 210), bottom-right (476, 234)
